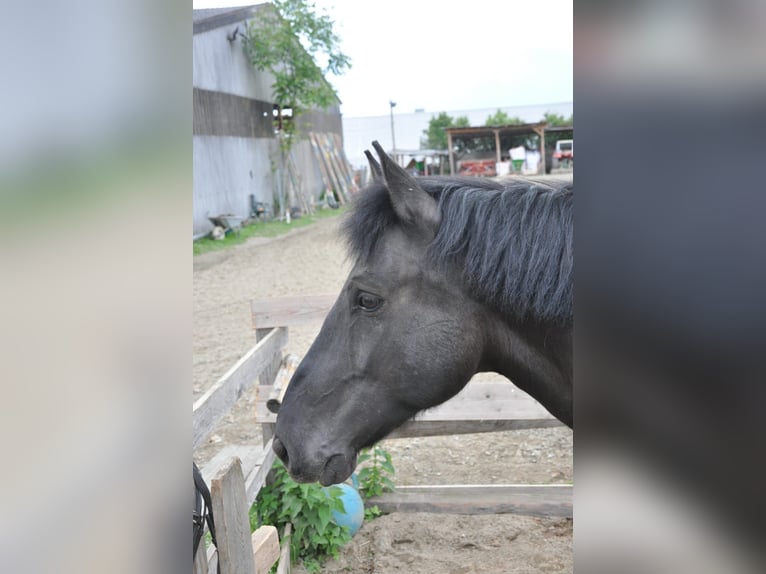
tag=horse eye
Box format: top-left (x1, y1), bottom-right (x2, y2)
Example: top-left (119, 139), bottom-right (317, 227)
top-left (357, 292), bottom-right (382, 311)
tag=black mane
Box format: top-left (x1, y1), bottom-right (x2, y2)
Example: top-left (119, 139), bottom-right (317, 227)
top-left (343, 176), bottom-right (573, 324)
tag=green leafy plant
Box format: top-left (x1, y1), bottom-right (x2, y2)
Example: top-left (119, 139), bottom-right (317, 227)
top-left (251, 460), bottom-right (351, 572)
top-left (356, 446), bottom-right (396, 500)
top-left (363, 504), bottom-right (381, 522)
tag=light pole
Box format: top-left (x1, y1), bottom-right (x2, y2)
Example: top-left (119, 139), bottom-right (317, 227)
top-left (389, 100), bottom-right (397, 163)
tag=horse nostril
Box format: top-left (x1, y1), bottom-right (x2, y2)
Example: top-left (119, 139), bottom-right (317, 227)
top-left (273, 437), bottom-right (289, 465)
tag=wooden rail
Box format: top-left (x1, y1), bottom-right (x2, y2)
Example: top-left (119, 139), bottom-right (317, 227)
top-left (193, 326), bottom-right (287, 449)
top-left (251, 294), bottom-right (336, 330)
top-left (256, 379), bottom-right (562, 438)
top-left (369, 484), bottom-right (572, 517)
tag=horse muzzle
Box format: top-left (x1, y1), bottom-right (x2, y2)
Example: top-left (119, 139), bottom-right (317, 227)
top-left (272, 436), bottom-right (357, 486)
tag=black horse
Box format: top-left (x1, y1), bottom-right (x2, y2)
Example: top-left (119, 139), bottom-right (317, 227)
top-left (274, 141), bottom-right (572, 485)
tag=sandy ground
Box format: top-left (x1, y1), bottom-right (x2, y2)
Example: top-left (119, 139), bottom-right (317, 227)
top-left (193, 208), bottom-right (573, 573)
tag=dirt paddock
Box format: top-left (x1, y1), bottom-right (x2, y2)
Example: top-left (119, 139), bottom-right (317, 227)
top-left (193, 193), bottom-right (573, 573)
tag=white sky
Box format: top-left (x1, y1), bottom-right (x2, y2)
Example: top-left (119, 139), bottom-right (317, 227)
top-left (193, 0), bottom-right (573, 118)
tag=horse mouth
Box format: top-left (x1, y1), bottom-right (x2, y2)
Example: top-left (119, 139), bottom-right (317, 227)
top-left (319, 452), bottom-right (357, 486)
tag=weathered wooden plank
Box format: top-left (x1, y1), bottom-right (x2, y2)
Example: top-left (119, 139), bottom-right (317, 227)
top-left (251, 295), bottom-right (335, 330)
top-left (244, 440), bottom-right (277, 506)
top-left (319, 133), bottom-right (349, 203)
top-left (310, 133), bottom-right (345, 205)
top-left (369, 484), bottom-right (572, 518)
top-left (193, 327), bottom-right (287, 450)
top-left (210, 457), bottom-right (257, 574)
top-left (387, 418), bottom-right (562, 438)
top-left (201, 445), bottom-right (263, 486)
top-left (200, 443), bottom-right (274, 508)
top-left (261, 422), bottom-right (276, 448)
top-left (267, 354), bottom-right (300, 413)
top-left (254, 385), bottom-right (277, 422)
top-left (415, 381), bottom-right (556, 421)
top-left (254, 411), bottom-right (557, 436)
top-left (252, 525), bottom-right (280, 574)
top-left (256, 326), bottom-right (283, 387)
top-left (207, 547), bottom-right (217, 574)
top-left (308, 133), bottom-right (335, 204)
top-left (194, 538), bottom-right (209, 574)
top-left (255, 380), bottom-right (561, 430)
top-left (276, 523), bottom-right (292, 574)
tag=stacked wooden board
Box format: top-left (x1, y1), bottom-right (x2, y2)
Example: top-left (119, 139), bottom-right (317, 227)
top-left (308, 132), bottom-right (358, 206)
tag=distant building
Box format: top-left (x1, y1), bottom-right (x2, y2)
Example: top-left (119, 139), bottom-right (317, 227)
top-left (343, 102), bottom-right (573, 169)
top-left (193, 5), bottom-right (343, 236)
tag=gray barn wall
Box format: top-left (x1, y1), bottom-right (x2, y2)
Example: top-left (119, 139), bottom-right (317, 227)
top-left (193, 135), bottom-right (278, 233)
top-left (193, 22), bottom-right (274, 100)
top-left (193, 12), bottom-right (342, 236)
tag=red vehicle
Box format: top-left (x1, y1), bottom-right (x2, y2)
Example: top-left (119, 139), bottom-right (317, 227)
top-left (458, 159), bottom-right (497, 177)
top-left (552, 139), bottom-right (573, 162)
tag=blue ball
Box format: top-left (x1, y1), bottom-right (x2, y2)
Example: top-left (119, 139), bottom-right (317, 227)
top-left (325, 483), bottom-right (364, 536)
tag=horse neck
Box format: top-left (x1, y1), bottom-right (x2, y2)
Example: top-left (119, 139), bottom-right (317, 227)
top-left (480, 311), bottom-right (573, 427)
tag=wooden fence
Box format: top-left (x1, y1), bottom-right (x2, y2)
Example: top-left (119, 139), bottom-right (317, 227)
top-left (193, 325), bottom-right (291, 574)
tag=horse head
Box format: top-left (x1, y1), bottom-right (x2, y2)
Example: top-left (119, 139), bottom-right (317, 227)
top-left (274, 142), bottom-right (573, 485)
top-left (273, 142), bottom-right (492, 485)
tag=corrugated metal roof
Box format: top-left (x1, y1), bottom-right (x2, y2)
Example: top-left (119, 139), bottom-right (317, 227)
top-left (544, 125), bottom-right (575, 132)
top-left (193, 7), bottom-right (238, 23)
top-left (445, 122), bottom-right (548, 137)
top-left (193, 4), bottom-right (269, 35)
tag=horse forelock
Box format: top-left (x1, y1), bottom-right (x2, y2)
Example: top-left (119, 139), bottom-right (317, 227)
top-left (342, 177), bottom-right (573, 325)
top-left (342, 181), bottom-right (402, 263)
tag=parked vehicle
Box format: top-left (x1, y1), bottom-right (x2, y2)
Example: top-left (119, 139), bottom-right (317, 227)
top-left (552, 139), bottom-right (573, 163)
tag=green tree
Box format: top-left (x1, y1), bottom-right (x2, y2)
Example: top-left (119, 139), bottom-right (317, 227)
top-left (541, 111), bottom-right (573, 127)
top-left (421, 113), bottom-right (474, 150)
top-left (421, 112), bottom-right (456, 150)
top-left (454, 115), bottom-right (470, 127)
top-left (484, 109), bottom-right (523, 126)
top-left (243, 0), bottom-right (351, 145)
top-left (242, 0), bottom-right (350, 218)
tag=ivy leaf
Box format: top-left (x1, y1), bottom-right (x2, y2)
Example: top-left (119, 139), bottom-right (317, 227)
top-left (317, 504), bottom-right (331, 530)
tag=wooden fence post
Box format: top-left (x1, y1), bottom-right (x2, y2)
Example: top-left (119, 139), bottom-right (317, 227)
top-left (276, 523), bottom-right (292, 574)
top-left (210, 457), bottom-right (256, 574)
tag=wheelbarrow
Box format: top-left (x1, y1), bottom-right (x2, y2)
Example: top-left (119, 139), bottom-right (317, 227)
top-left (208, 214), bottom-right (243, 236)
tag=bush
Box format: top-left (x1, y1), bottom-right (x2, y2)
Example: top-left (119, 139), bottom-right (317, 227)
top-left (251, 460), bottom-right (351, 572)
top-left (251, 446), bottom-right (397, 571)
top-left (357, 446), bottom-right (396, 499)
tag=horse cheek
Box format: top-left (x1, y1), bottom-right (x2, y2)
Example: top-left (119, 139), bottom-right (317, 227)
top-left (346, 314), bottom-right (388, 375)
top-left (398, 318), bottom-right (470, 406)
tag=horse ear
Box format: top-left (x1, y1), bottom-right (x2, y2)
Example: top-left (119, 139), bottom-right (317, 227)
top-left (371, 140), bottom-right (440, 234)
top-left (364, 150), bottom-right (383, 182)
